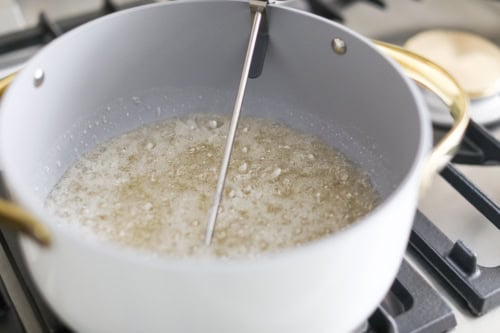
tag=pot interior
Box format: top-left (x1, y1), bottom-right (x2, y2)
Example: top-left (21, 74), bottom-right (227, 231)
top-left (1, 1), bottom-right (426, 219)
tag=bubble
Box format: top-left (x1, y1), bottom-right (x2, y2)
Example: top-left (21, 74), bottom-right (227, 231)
top-left (132, 96), bottom-right (141, 104)
top-left (242, 185), bottom-right (252, 195)
top-left (271, 168), bottom-right (281, 179)
top-left (144, 202), bottom-right (153, 210)
top-left (238, 162), bottom-right (248, 173)
top-left (145, 141), bottom-right (156, 150)
top-left (207, 119), bottom-right (222, 129)
top-left (150, 173), bottom-right (157, 182)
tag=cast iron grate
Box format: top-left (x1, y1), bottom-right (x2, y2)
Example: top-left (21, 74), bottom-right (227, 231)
top-left (410, 210), bottom-right (500, 317)
top-left (409, 120), bottom-right (500, 316)
top-left (365, 120), bottom-right (500, 332)
top-left (305, 0), bottom-right (385, 22)
top-left (0, 0), bottom-right (152, 56)
top-left (365, 260), bottom-right (456, 333)
top-left (434, 120), bottom-right (500, 166)
top-left (0, 268), bottom-right (25, 333)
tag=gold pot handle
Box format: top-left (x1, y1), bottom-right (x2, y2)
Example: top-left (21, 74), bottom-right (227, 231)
top-left (0, 71), bottom-right (16, 96)
top-left (0, 200), bottom-right (51, 246)
top-left (0, 72), bottom-right (51, 246)
top-left (374, 40), bottom-right (470, 192)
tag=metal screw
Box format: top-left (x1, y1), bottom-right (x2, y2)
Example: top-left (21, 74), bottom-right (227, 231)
top-left (33, 69), bottom-right (44, 87)
top-left (331, 38), bottom-right (347, 55)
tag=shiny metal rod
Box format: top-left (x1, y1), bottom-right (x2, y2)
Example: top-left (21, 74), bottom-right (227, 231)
top-left (205, 10), bottom-right (264, 246)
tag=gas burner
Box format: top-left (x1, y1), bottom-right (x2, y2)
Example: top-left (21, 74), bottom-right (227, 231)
top-left (405, 30), bottom-right (500, 99)
top-left (405, 30), bottom-right (500, 126)
top-left (421, 88), bottom-right (500, 126)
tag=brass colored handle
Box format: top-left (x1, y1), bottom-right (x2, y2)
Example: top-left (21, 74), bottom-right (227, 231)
top-left (0, 73), bottom-right (51, 246)
top-left (0, 71), bottom-right (16, 96)
top-left (374, 40), bottom-right (470, 192)
top-left (0, 200), bottom-right (51, 246)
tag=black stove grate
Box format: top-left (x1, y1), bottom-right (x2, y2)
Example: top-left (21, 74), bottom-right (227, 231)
top-left (0, 270), bottom-right (25, 333)
top-left (365, 260), bottom-right (456, 333)
top-left (410, 210), bottom-right (500, 317)
top-left (304, 0), bottom-right (385, 22)
top-left (441, 163), bottom-right (500, 228)
top-left (365, 120), bottom-right (500, 332)
top-left (408, 120), bottom-right (500, 317)
top-left (434, 121), bottom-right (500, 166)
top-left (0, 0), bottom-right (152, 56)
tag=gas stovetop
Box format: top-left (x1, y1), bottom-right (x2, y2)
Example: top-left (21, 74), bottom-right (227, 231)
top-left (0, 1), bottom-right (499, 332)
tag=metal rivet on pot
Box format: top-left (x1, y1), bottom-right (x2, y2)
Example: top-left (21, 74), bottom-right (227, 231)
top-left (33, 69), bottom-right (44, 87)
top-left (331, 38), bottom-right (347, 55)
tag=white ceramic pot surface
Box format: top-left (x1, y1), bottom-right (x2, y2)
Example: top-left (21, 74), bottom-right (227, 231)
top-left (0, 1), bottom-right (434, 332)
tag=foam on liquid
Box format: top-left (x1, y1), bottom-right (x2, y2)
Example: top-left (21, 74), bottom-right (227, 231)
top-left (46, 114), bottom-right (379, 258)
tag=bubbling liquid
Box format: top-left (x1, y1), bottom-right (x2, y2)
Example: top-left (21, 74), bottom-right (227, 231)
top-left (46, 114), bottom-right (379, 258)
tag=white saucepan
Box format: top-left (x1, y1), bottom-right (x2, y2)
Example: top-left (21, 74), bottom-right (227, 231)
top-left (0, 1), bottom-right (468, 332)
